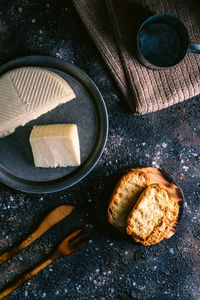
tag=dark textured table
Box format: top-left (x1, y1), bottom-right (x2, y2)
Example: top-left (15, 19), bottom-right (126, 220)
top-left (0, 1), bottom-right (199, 299)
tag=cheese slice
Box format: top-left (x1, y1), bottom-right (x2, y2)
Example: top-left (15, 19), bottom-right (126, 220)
top-left (0, 67), bottom-right (75, 137)
top-left (29, 124), bottom-right (81, 168)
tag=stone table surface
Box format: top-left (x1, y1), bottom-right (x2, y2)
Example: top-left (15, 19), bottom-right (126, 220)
top-left (0, 1), bottom-right (199, 299)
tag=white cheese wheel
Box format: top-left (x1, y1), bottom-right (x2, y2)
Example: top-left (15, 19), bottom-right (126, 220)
top-left (0, 67), bottom-right (75, 137)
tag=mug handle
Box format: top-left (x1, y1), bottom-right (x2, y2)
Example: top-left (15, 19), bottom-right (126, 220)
top-left (188, 42), bottom-right (200, 54)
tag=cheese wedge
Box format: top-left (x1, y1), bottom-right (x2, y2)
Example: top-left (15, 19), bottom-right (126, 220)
top-left (0, 67), bottom-right (75, 137)
top-left (29, 124), bottom-right (81, 168)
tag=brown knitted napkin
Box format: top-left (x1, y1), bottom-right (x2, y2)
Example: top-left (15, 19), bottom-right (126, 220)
top-left (73, 0), bottom-right (200, 114)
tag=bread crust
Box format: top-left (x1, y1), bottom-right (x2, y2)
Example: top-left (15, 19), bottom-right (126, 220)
top-left (107, 167), bottom-right (180, 246)
top-left (132, 202), bottom-right (179, 245)
top-left (126, 184), bottom-right (170, 240)
top-left (107, 170), bottom-right (149, 231)
top-left (128, 192), bottom-right (179, 245)
top-left (134, 204), bottom-right (179, 244)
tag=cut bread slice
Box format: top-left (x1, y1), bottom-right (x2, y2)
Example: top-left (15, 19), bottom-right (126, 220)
top-left (126, 184), bottom-right (170, 240)
top-left (108, 170), bottom-right (149, 231)
top-left (132, 196), bottom-right (179, 245)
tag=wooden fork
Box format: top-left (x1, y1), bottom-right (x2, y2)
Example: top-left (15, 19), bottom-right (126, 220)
top-left (0, 229), bottom-right (89, 299)
top-left (0, 205), bottom-right (75, 265)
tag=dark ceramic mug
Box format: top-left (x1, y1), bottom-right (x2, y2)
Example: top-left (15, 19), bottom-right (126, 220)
top-left (136, 14), bottom-right (200, 70)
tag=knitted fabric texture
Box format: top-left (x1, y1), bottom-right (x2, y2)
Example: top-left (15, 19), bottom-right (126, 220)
top-left (73, 0), bottom-right (200, 114)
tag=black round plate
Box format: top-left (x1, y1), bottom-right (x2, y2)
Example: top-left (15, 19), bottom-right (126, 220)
top-left (0, 56), bottom-right (108, 193)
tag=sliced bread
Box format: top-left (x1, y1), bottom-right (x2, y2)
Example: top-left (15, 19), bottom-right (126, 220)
top-left (108, 170), bottom-right (149, 231)
top-left (126, 184), bottom-right (170, 240)
top-left (131, 196), bottom-right (179, 245)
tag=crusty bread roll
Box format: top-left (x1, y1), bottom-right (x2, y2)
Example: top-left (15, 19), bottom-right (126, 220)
top-left (108, 170), bottom-right (149, 232)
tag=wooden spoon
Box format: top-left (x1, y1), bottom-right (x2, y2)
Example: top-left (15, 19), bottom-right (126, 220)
top-left (0, 229), bottom-right (89, 299)
top-left (0, 205), bottom-right (75, 265)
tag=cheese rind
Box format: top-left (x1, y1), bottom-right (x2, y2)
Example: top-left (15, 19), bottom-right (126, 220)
top-left (0, 67), bottom-right (75, 137)
top-left (29, 124), bottom-right (81, 168)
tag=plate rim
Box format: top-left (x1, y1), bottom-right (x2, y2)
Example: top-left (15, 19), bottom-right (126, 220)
top-left (0, 55), bottom-right (108, 194)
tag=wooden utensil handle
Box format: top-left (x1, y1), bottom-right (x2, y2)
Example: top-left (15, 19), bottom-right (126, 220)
top-left (0, 233), bottom-right (38, 265)
top-left (0, 205), bottom-right (74, 265)
top-left (0, 254), bottom-right (58, 299)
